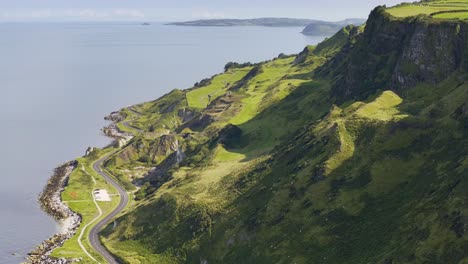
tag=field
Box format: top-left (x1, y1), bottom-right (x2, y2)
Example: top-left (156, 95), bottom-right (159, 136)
top-left (386, 0), bottom-right (468, 19)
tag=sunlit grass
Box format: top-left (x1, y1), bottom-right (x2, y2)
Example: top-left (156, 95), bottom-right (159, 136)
top-left (386, 0), bottom-right (468, 19)
top-left (186, 68), bottom-right (252, 108)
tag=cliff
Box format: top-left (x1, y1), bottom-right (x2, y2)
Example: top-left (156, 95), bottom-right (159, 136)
top-left (316, 6), bottom-right (468, 101)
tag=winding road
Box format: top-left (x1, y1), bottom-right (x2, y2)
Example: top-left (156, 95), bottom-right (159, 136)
top-left (87, 106), bottom-right (143, 263)
top-left (88, 155), bottom-right (129, 264)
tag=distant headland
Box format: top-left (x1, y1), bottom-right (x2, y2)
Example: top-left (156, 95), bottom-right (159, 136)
top-left (166, 17), bottom-right (366, 36)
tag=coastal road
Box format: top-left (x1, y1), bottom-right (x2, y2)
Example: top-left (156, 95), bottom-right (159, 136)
top-left (89, 156), bottom-right (129, 264)
top-left (88, 106), bottom-right (142, 263)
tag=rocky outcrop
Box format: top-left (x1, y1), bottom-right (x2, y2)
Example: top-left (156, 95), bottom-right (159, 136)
top-left (317, 6), bottom-right (468, 102)
top-left (177, 108), bottom-right (196, 123)
top-left (293, 46), bottom-right (313, 65)
top-left (85, 147), bottom-right (95, 157)
top-left (103, 124), bottom-right (133, 147)
top-left (139, 138), bottom-right (185, 188)
top-left (390, 20), bottom-right (464, 89)
top-left (151, 134), bottom-right (180, 157)
top-left (28, 161), bottom-right (82, 264)
top-left (103, 109), bottom-right (136, 147)
top-left (104, 111), bottom-right (126, 122)
top-left (182, 92), bottom-right (236, 132)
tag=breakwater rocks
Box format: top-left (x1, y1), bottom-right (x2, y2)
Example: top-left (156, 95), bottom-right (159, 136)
top-left (27, 161), bottom-right (82, 264)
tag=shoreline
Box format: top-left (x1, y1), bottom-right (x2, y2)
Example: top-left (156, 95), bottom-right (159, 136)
top-left (27, 161), bottom-right (81, 264)
top-left (27, 110), bottom-right (132, 263)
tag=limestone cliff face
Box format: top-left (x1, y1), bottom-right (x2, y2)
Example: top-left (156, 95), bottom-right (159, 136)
top-left (319, 6), bottom-right (468, 101)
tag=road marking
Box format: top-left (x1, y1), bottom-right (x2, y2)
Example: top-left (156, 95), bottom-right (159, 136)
top-left (77, 166), bottom-right (102, 264)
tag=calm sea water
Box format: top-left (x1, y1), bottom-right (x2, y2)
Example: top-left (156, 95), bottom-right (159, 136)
top-left (0, 22), bottom-right (324, 263)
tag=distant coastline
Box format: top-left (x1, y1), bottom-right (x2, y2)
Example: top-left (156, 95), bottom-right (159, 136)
top-left (166, 17), bottom-right (366, 36)
top-left (166, 17), bottom-right (316, 27)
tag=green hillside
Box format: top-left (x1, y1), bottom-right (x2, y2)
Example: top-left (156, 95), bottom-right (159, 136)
top-left (52, 1), bottom-right (467, 263)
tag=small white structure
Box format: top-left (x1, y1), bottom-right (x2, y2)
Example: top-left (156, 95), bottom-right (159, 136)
top-left (93, 189), bottom-right (111, 202)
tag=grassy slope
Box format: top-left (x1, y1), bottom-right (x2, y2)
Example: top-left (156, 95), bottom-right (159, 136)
top-left (52, 4), bottom-right (468, 263)
top-left (103, 74), bottom-right (467, 264)
top-left (97, 13), bottom-right (468, 263)
top-left (186, 68), bottom-right (252, 109)
top-left (97, 43), bottom-right (334, 263)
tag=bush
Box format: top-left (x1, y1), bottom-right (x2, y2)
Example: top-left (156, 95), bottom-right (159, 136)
top-left (134, 182), bottom-right (157, 200)
top-left (138, 155), bottom-right (150, 163)
top-left (224, 61), bottom-right (254, 71)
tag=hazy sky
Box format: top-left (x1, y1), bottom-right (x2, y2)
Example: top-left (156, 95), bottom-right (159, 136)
top-left (0, 0), bottom-right (406, 22)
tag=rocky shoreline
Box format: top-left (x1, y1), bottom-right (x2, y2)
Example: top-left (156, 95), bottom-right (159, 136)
top-left (27, 161), bottom-right (82, 264)
top-left (27, 110), bottom-right (131, 263)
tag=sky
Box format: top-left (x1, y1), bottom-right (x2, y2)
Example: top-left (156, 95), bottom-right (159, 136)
top-left (0, 0), bottom-right (406, 22)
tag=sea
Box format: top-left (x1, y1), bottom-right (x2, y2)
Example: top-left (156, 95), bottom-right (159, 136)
top-left (0, 22), bottom-right (325, 263)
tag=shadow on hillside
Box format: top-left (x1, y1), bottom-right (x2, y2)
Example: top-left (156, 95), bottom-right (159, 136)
top-left (218, 79), bottom-right (332, 162)
top-left (205, 103), bottom-right (467, 262)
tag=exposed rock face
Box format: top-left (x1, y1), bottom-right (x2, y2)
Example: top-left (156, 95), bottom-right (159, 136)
top-left (104, 111), bottom-right (126, 122)
top-left (182, 92), bottom-right (236, 132)
top-left (160, 102), bottom-right (178, 114)
top-left (154, 134), bottom-right (180, 156)
top-left (293, 46), bottom-right (312, 65)
top-left (85, 146), bottom-right (95, 157)
top-left (102, 124), bottom-right (133, 147)
top-left (178, 108), bottom-right (196, 123)
top-left (318, 6), bottom-right (468, 101)
top-left (142, 138), bottom-right (185, 188)
top-left (391, 21), bottom-right (463, 88)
